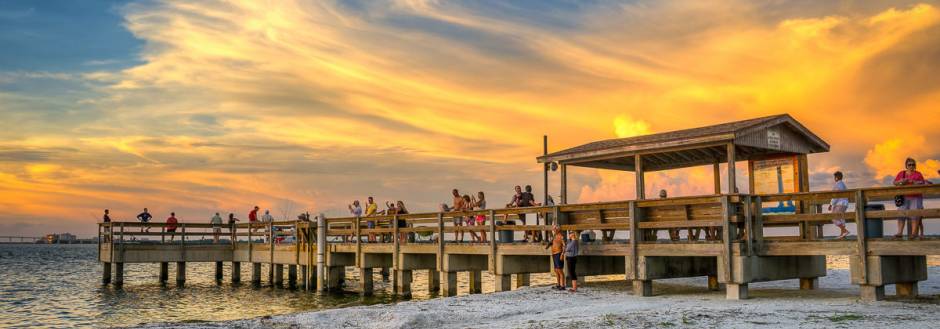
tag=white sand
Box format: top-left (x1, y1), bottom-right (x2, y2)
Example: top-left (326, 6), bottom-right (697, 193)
top-left (158, 266), bottom-right (940, 329)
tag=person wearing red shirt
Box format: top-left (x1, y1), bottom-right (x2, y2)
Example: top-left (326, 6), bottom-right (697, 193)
top-left (249, 206), bottom-right (260, 233)
top-left (893, 158), bottom-right (927, 239)
top-left (166, 212), bottom-right (179, 242)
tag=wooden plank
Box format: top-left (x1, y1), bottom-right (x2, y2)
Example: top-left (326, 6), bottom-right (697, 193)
top-left (355, 217), bottom-right (361, 267)
top-left (437, 213), bottom-right (444, 272)
top-left (635, 154), bottom-right (645, 200)
top-left (855, 190), bottom-right (868, 285)
top-left (637, 220), bottom-right (722, 229)
top-left (489, 209), bottom-right (496, 272)
top-left (744, 195), bottom-right (753, 256)
top-left (721, 196), bottom-right (732, 282)
top-left (629, 201), bottom-right (639, 280)
top-left (754, 196), bottom-right (764, 255)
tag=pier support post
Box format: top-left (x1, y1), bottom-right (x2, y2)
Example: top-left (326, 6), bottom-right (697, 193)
top-left (176, 262), bottom-right (186, 286)
top-left (360, 268), bottom-right (374, 296)
top-left (114, 263), bottom-right (124, 287)
top-left (159, 262), bottom-right (168, 283)
top-left (495, 274), bottom-right (511, 292)
top-left (268, 264), bottom-right (275, 284)
top-left (300, 265), bottom-right (308, 290)
top-left (633, 280), bottom-right (652, 296)
top-left (726, 283), bottom-right (748, 300)
top-left (860, 285), bottom-right (885, 301)
top-left (102, 262), bottom-right (112, 285)
top-left (273, 264), bottom-right (284, 286)
top-left (469, 270), bottom-right (482, 294)
top-left (215, 262), bottom-right (224, 282)
top-left (428, 270), bottom-right (440, 293)
top-left (232, 262), bottom-right (241, 283)
top-left (799, 277), bottom-right (818, 290)
top-left (707, 275), bottom-right (720, 291)
top-left (441, 271), bottom-right (458, 296)
top-left (896, 282), bottom-right (918, 298)
top-left (251, 263), bottom-right (262, 285)
top-left (514, 273), bottom-right (530, 289)
top-left (288, 265), bottom-right (297, 288)
top-left (327, 266), bottom-right (345, 290)
top-left (397, 270), bottom-right (413, 296)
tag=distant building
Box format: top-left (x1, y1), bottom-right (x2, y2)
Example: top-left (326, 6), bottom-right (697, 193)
top-left (44, 233), bottom-right (78, 244)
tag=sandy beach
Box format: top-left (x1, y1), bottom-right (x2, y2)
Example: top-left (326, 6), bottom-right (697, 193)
top-left (145, 258), bottom-right (940, 329)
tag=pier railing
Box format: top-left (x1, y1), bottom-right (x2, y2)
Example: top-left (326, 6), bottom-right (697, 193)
top-left (98, 184), bottom-right (940, 251)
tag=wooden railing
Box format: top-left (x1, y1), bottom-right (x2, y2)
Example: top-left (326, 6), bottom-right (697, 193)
top-left (97, 185), bottom-right (940, 255)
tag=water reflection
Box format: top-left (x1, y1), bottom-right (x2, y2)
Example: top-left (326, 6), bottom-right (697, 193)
top-left (0, 244), bottom-right (561, 328)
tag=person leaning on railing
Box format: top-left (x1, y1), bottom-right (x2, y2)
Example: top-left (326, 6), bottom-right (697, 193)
top-left (893, 158), bottom-right (927, 239)
top-left (166, 212), bottom-right (179, 242)
top-left (210, 212), bottom-right (223, 244)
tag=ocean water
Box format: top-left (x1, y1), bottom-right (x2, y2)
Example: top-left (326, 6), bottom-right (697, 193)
top-left (0, 244), bottom-right (557, 328)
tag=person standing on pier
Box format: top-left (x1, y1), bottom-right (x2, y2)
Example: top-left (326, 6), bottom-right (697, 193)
top-left (166, 212), bottom-right (179, 242)
top-left (472, 192), bottom-right (488, 243)
top-left (102, 209), bottom-right (111, 242)
top-left (364, 197), bottom-right (378, 243)
top-left (563, 230), bottom-right (580, 292)
top-left (211, 212), bottom-right (223, 243)
top-left (518, 185), bottom-right (541, 242)
top-left (262, 209), bottom-right (276, 243)
top-left (548, 225), bottom-right (566, 290)
top-left (452, 189), bottom-right (467, 242)
top-left (248, 206), bottom-right (260, 234)
top-left (137, 208), bottom-right (152, 233)
top-left (462, 195), bottom-right (480, 242)
top-left (396, 201), bottom-right (410, 244)
top-left (829, 171), bottom-right (850, 240)
top-left (349, 200), bottom-right (363, 243)
top-left (894, 158), bottom-right (927, 239)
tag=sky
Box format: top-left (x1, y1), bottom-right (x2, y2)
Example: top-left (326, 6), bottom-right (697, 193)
top-left (1, 0), bottom-right (940, 237)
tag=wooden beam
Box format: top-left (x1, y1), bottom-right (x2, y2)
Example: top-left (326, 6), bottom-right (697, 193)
top-left (635, 154), bottom-right (645, 200)
top-left (560, 164), bottom-right (568, 205)
top-left (727, 143), bottom-right (737, 193)
top-left (713, 162), bottom-right (721, 194)
top-left (855, 190), bottom-right (868, 284)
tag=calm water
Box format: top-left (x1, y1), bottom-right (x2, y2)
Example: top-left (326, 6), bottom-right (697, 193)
top-left (0, 244), bottom-right (556, 328)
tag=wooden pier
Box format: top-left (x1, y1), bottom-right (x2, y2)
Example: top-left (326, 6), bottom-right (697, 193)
top-left (98, 185), bottom-right (939, 301)
top-left (96, 115), bottom-right (938, 301)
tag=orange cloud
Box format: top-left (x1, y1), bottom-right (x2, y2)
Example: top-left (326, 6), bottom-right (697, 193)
top-left (2, 1), bottom-right (940, 236)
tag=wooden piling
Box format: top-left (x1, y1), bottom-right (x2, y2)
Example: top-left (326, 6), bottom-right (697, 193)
top-left (469, 270), bottom-right (482, 294)
top-left (176, 262), bottom-right (186, 286)
top-left (215, 261), bottom-right (224, 281)
top-left (360, 268), bottom-right (373, 296)
top-left (159, 262), bottom-right (168, 283)
top-left (231, 262), bottom-right (241, 283)
top-left (102, 262), bottom-right (112, 285)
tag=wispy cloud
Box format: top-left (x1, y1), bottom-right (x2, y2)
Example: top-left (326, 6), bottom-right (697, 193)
top-left (1, 0), bottom-right (940, 236)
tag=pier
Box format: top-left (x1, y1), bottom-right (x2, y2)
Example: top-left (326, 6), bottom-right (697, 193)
top-left (96, 115), bottom-right (939, 301)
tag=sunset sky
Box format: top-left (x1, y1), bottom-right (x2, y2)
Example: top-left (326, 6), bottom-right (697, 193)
top-left (2, 0), bottom-right (940, 237)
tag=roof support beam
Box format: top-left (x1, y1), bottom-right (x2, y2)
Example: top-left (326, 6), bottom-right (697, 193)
top-left (727, 143), bottom-right (737, 193)
top-left (635, 154), bottom-right (645, 200)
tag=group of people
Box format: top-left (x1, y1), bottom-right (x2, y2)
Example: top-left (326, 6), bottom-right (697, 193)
top-left (826, 158), bottom-right (935, 240)
top-left (103, 206), bottom-right (284, 244)
top-left (441, 189), bottom-right (489, 242)
top-left (347, 197), bottom-right (411, 243)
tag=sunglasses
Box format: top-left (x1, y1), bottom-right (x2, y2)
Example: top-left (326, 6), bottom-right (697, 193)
top-left (906, 163), bottom-right (916, 167)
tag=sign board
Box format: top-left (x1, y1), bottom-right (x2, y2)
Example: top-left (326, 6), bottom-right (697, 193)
top-left (767, 129), bottom-right (781, 150)
top-left (751, 155), bottom-right (799, 213)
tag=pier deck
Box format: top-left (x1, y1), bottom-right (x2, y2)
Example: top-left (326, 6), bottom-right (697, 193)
top-left (99, 184), bottom-right (940, 301)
